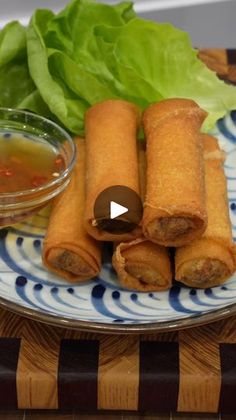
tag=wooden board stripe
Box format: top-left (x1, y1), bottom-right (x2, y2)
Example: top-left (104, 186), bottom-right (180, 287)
top-left (178, 325), bottom-right (221, 413)
top-left (16, 319), bottom-right (61, 409)
top-left (219, 343), bottom-right (236, 413)
top-left (0, 338), bottom-right (20, 410)
top-left (197, 48), bottom-right (236, 84)
top-left (0, 324), bottom-right (234, 413)
top-left (226, 49), bottom-right (236, 84)
top-left (227, 49), bottom-right (236, 65)
top-left (58, 339), bottom-right (99, 410)
top-left (215, 316), bottom-right (236, 344)
top-left (198, 49), bottom-right (228, 77)
top-left (98, 335), bottom-right (139, 410)
top-left (138, 341), bottom-right (179, 412)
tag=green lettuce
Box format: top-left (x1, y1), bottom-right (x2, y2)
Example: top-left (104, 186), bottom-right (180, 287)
top-left (0, 21), bottom-right (35, 108)
top-left (26, 0), bottom-right (135, 133)
top-left (1, 0), bottom-right (236, 134)
top-left (0, 21), bottom-right (52, 118)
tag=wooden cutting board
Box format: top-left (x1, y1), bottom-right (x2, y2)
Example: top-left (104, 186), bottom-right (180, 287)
top-left (0, 49), bottom-right (235, 414)
top-left (1, 310), bottom-right (236, 413)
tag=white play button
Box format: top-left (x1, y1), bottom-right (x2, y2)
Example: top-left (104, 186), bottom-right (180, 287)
top-left (110, 201), bottom-right (128, 220)
top-left (93, 185), bottom-right (143, 234)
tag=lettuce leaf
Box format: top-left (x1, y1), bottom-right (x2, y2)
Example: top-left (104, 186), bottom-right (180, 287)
top-left (93, 18), bottom-right (236, 130)
top-left (1, 0), bottom-right (236, 134)
top-left (27, 0), bottom-right (135, 133)
top-left (0, 22), bottom-right (35, 108)
top-left (0, 20), bottom-right (52, 118)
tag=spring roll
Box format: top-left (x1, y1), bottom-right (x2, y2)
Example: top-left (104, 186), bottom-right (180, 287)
top-left (84, 99), bottom-right (142, 241)
top-left (43, 138), bottom-right (101, 282)
top-left (175, 134), bottom-right (236, 288)
top-left (112, 142), bottom-right (172, 292)
top-left (113, 239), bottom-right (172, 292)
top-left (142, 98), bottom-right (208, 247)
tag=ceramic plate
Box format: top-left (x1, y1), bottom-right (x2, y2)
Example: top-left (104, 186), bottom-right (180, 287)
top-left (0, 112), bottom-right (235, 333)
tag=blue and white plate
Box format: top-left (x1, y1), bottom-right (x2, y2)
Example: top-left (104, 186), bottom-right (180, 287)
top-left (0, 112), bottom-right (236, 333)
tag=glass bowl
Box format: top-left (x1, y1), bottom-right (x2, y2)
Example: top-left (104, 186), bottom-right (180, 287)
top-left (0, 108), bottom-right (76, 227)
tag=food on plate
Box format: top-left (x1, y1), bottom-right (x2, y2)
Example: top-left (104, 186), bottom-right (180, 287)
top-left (1, 0), bottom-right (236, 294)
top-left (142, 98), bottom-right (208, 247)
top-left (112, 140), bottom-right (172, 291)
top-left (175, 134), bottom-right (236, 288)
top-left (112, 239), bottom-right (172, 292)
top-left (43, 138), bottom-right (102, 282)
top-left (0, 132), bottom-right (64, 193)
top-left (84, 99), bottom-right (142, 241)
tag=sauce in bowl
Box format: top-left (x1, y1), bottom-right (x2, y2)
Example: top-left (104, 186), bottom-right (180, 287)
top-left (0, 108), bottom-right (76, 228)
top-left (0, 132), bottom-right (65, 193)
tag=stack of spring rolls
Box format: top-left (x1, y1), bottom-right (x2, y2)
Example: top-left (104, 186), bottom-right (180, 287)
top-left (43, 98), bottom-right (236, 291)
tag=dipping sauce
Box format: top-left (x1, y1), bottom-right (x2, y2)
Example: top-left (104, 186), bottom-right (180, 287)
top-left (0, 133), bottom-right (65, 193)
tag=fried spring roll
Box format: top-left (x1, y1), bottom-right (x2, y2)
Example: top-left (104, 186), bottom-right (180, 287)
top-left (175, 134), bottom-right (236, 288)
top-left (43, 138), bottom-right (101, 282)
top-left (113, 239), bottom-right (172, 291)
top-left (142, 98), bottom-right (208, 247)
top-left (112, 142), bottom-right (172, 292)
top-left (84, 99), bottom-right (141, 241)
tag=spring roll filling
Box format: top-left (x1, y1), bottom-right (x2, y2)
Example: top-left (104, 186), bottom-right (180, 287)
top-left (94, 218), bottom-right (136, 234)
top-left (125, 262), bottom-right (166, 286)
top-left (47, 248), bottom-right (94, 277)
top-left (180, 258), bottom-right (230, 287)
top-left (149, 217), bottom-right (197, 241)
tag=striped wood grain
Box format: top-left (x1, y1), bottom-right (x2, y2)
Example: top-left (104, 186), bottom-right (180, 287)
top-left (16, 319), bottom-right (61, 409)
top-left (216, 316), bottom-right (236, 344)
top-left (98, 335), bottom-right (139, 410)
top-left (199, 48), bottom-right (236, 83)
top-left (177, 324), bottom-right (221, 413)
top-left (58, 338), bottom-right (99, 410)
top-left (198, 49), bottom-right (228, 78)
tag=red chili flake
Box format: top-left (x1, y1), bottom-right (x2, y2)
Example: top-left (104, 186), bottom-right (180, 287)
top-left (0, 165), bottom-right (7, 174)
top-left (0, 167), bottom-right (13, 177)
top-left (32, 176), bottom-right (47, 188)
top-left (55, 155), bottom-right (63, 168)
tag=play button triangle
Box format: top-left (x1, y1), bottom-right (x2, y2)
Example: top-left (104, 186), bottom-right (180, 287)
top-left (110, 201), bottom-right (128, 220)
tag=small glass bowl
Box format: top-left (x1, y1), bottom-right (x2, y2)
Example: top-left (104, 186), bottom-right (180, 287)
top-left (0, 108), bottom-right (76, 227)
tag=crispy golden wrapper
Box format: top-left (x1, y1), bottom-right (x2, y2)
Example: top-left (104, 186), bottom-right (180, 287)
top-left (43, 138), bottom-right (102, 282)
top-left (112, 142), bottom-right (172, 292)
top-left (84, 99), bottom-right (142, 241)
top-left (175, 134), bottom-right (236, 288)
top-left (142, 98), bottom-right (208, 247)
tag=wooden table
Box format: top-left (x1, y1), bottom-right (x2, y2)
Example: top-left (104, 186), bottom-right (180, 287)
top-left (0, 308), bottom-right (235, 414)
top-left (0, 410), bottom-right (235, 419)
top-left (0, 49), bottom-right (235, 417)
